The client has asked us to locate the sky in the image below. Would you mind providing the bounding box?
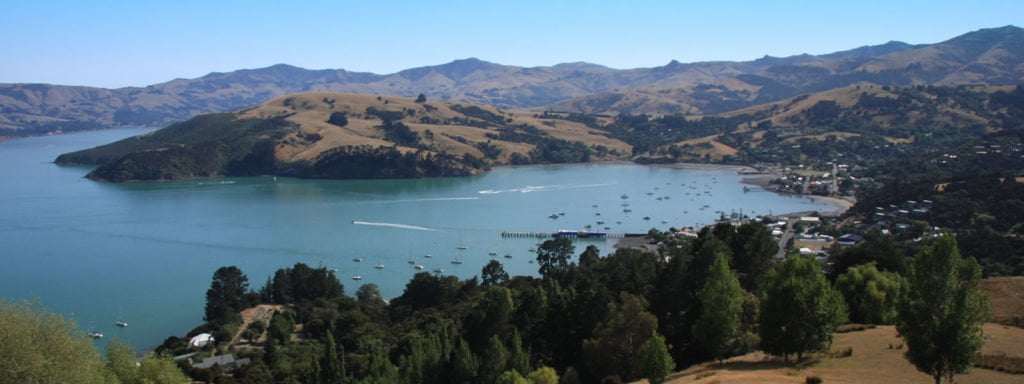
[2,0,1021,88]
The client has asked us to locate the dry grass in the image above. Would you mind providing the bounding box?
[649,325,1024,384]
[235,91,633,165]
[979,277,1024,327]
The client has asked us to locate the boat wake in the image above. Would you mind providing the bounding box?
[478,182,615,195]
[351,221,440,231]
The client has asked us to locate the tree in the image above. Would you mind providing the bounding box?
[107,338,188,384]
[579,245,601,267]
[759,255,848,362]
[451,338,478,384]
[638,334,675,384]
[320,329,346,384]
[496,370,530,384]
[693,252,744,363]
[205,266,249,323]
[508,329,532,376]
[559,367,582,384]
[582,292,659,381]
[536,238,575,276]
[480,335,509,384]
[730,222,779,290]
[328,111,349,127]
[0,300,110,383]
[482,260,510,286]
[138,354,190,384]
[897,236,989,384]
[416,93,427,103]
[107,339,141,384]
[835,262,903,324]
[526,366,559,384]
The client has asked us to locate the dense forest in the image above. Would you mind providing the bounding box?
[146,221,989,384]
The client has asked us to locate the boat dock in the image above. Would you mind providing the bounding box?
[501,230,644,239]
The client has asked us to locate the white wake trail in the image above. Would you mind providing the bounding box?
[351,221,440,231]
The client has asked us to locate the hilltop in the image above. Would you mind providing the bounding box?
[4,26,1024,138]
[55,93,629,181]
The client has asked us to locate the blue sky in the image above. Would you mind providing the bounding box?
[2,0,1021,88]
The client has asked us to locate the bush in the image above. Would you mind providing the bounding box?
[806,375,823,384]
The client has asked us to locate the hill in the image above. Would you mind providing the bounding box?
[4,26,1023,138]
[657,324,1024,384]
[55,93,630,181]
[653,276,1024,384]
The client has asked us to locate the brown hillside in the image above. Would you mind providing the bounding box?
[651,324,1024,384]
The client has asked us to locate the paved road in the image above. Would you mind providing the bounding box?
[775,219,794,259]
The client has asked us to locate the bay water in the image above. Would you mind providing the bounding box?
[0,128,836,350]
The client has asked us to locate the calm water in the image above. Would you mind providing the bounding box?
[0,128,835,350]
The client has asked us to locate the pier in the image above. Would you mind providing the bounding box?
[501,230,644,239]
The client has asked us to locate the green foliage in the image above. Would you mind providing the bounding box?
[638,334,675,384]
[0,300,111,383]
[496,370,530,384]
[835,263,903,324]
[558,367,581,384]
[536,238,575,277]
[693,252,745,362]
[508,329,532,376]
[582,293,659,382]
[319,330,346,384]
[263,263,344,304]
[897,236,990,384]
[759,255,848,362]
[480,335,509,384]
[327,111,349,127]
[309,145,474,178]
[451,338,478,384]
[205,266,250,323]
[482,260,510,286]
[526,366,559,384]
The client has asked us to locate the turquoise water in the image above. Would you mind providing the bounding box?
[0,128,835,350]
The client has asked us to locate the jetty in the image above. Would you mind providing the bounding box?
[501,230,644,239]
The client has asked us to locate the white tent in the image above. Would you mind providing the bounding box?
[189,333,214,349]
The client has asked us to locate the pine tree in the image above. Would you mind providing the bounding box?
[508,329,531,376]
[692,252,744,363]
[320,329,345,383]
[897,236,989,384]
[480,335,509,383]
[451,338,478,384]
[637,334,675,384]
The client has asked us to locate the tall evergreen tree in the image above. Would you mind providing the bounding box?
[320,329,346,384]
[897,236,989,384]
[204,266,249,323]
[480,335,509,384]
[693,252,744,363]
[451,338,478,384]
[637,334,675,384]
[582,292,658,381]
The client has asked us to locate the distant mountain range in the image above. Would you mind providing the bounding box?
[2,25,1022,137]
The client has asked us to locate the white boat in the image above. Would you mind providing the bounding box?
[504,254,512,259]
[351,275,363,280]
[451,258,464,264]
[374,264,384,269]
[424,254,433,258]
[352,257,363,262]
[456,235,468,250]
[414,264,425,270]
[88,331,103,339]
[408,259,416,264]
[115,321,128,328]
[488,251,497,256]
[433,268,444,273]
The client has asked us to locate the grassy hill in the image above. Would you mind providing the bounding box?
[55,93,631,181]
[650,276,1024,384]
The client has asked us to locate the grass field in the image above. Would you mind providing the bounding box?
[636,277,1024,384]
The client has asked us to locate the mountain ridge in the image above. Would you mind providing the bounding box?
[3,25,1022,138]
